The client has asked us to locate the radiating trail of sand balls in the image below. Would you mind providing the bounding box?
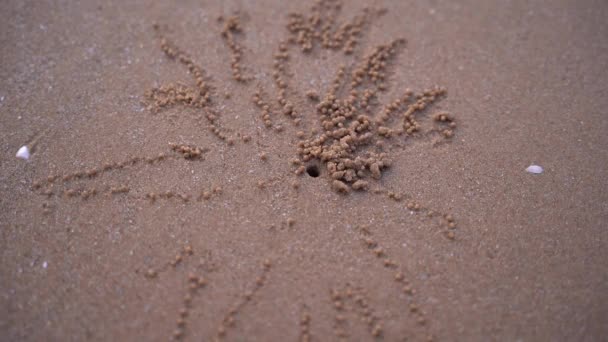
[35,186,226,209]
[270,1,379,130]
[330,283,384,339]
[143,245,195,279]
[215,259,272,340]
[371,86,457,143]
[39,186,225,207]
[219,15,250,82]
[271,41,301,127]
[32,144,207,190]
[139,244,207,340]
[357,229,434,341]
[129,185,224,205]
[252,89,276,129]
[145,25,235,144]
[348,284,383,338]
[329,287,350,341]
[30,144,213,205]
[196,186,223,201]
[144,191,192,204]
[372,188,459,240]
[171,272,209,340]
[350,39,406,92]
[31,153,169,191]
[144,186,223,204]
[327,65,347,97]
[299,306,312,342]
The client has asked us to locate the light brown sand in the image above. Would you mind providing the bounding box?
[1,0,607,341]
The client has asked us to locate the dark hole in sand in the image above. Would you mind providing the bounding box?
[306,165,320,178]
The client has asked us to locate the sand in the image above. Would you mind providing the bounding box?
[1,0,607,341]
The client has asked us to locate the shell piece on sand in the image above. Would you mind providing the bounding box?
[16,145,30,160]
[526,164,543,174]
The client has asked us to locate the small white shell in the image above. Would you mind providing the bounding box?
[16,145,30,160]
[526,164,543,174]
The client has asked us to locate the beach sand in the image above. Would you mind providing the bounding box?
[1,0,607,341]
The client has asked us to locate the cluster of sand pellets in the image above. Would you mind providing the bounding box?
[219,15,249,82]
[265,1,458,194]
[286,0,374,54]
[216,259,273,340]
[330,283,384,340]
[291,64,456,194]
[140,0,458,196]
[144,82,206,110]
[145,25,211,110]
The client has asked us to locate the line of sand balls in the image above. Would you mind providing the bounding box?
[330,287,349,341]
[216,259,272,340]
[145,185,222,204]
[252,89,276,129]
[172,272,208,340]
[141,246,211,340]
[219,15,249,82]
[271,41,301,127]
[330,283,384,339]
[376,188,458,240]
[360,232,434,341]
[328,65,347,97]
[31,152,173,192]
[373,87,457,142]
[32,144,206,191]
[143,245,195,279]
[299,307,312,342]
[41,185,224,206]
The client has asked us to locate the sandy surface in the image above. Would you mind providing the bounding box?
[1,0,607,341]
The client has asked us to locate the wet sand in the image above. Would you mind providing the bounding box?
[1,0,607,341]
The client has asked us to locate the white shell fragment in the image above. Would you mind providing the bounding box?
[16,145,30,160]
[526,164,543,174]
